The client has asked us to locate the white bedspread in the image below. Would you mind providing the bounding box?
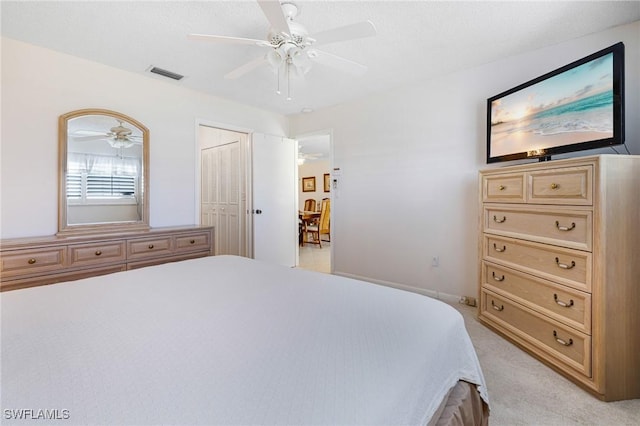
[1,255,488,425]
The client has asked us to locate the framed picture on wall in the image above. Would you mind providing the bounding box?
[324,173,330,192]
[302,176,316,192]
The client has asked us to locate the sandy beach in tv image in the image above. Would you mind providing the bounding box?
[490,53,614,157]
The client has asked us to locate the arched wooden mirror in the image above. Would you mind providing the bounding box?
[58,109,149,235]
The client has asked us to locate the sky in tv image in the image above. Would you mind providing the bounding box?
[490,53,614,157]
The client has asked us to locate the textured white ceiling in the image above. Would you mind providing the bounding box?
[2,1,639,116]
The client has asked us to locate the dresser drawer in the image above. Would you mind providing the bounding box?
[127,237,172,260]
[482,290,591,377]
[174,231,211,254]
[482,262,591,333]
[1,264,126,292]
[0,247,66,278]
[483,205,592,251]
[482,172,525,203]
[528,165,592,205]
[483,235,591,292]
[127,251,209,270]
[69,241,126,268]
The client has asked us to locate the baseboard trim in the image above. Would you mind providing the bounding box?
[333,271,462,304]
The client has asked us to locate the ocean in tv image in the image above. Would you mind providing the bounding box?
[490,53,614,157]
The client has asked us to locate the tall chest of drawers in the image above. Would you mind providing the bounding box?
[478,154,640,401]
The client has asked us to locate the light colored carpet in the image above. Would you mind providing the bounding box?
[452,303,640,425]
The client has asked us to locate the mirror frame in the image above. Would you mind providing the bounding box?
[58,108,150,235]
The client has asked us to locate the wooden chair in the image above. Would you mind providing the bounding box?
[305,198,330,247]
[303,198,316,212]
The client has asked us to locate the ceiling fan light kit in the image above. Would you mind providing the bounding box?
[72,120,141,151]
[187,0,377,101]
[108,139,136,149]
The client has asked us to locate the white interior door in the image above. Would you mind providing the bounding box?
[251,134,297,267]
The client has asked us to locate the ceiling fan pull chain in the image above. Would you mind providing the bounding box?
[286,59,292,101]
[285,58,291,101]
[276,65,281,95]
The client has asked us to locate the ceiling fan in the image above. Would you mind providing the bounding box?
[187,0,377,100]
[299,151,323,159]
[71,121,142,149]
[298,151,324,164]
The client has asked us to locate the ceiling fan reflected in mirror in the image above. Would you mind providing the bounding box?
[72,121,142,149]
[187,0,377,100]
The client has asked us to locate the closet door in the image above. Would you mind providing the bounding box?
[200,128,244,256]
[201,147,218,233]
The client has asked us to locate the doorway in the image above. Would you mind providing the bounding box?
[297,132,332,273]
[197,124,298,266]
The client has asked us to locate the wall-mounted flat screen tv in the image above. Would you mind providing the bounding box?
[487,42,624,163]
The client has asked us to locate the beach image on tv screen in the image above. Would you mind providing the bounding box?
[490,52,614,157]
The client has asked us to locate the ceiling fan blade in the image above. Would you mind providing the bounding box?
[310,20,377,47]
[308,50,368,76]
[72,135,109,142]
[257,0,291,35]
[187,33,270,47]
[224,55,268,79]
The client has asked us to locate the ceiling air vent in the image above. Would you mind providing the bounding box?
[149,66,184,81]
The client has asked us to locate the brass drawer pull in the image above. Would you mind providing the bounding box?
[27,258,37,265]
[550,183,559,190]
[498,185,506,191]
[555,257,576,269]
[491,300,504,311]
[493,215,507,223]
[553,330,573,346]
[493,243,506,252]
[492,271,505,282]
[555,221,576,231]
[95,250,102,256]
[554,294,574,308]
[190,239,196,244]
[148,244,154,249]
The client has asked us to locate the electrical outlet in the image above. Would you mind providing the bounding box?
[431,256,439,267]
[459,296,477,307]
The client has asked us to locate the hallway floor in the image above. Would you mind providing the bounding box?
[298,241,331,273]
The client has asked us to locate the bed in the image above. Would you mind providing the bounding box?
[1,255,489,425]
